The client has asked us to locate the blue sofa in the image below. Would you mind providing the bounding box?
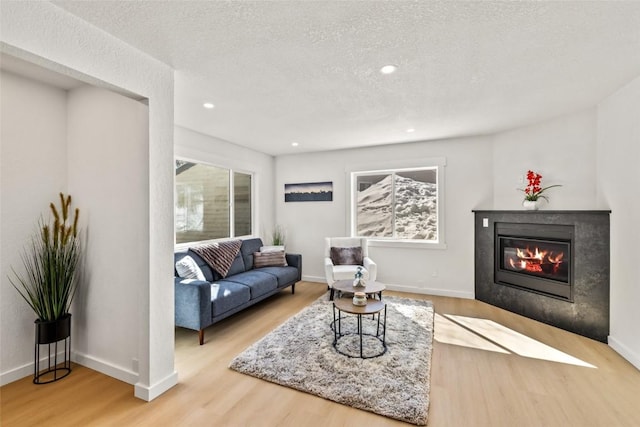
[174,238,302,344]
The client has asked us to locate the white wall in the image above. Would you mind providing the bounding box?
[1,2,176,399]
[174,126,276,242]
[276,136,494,298]
[493,108,598,209]
[67,86,149,383]
[0,71,69,384]
[597,75,640,370]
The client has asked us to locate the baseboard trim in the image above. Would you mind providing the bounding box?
[302,275,326,283]
[0,361,33,386]
[1,350,70,386]
[608,335,640,371]
[302,275,474,299]
[384,284,474,299]
[73,351,138,385]
[135,370,179,401]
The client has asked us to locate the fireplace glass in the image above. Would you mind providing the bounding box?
[499,237,569,283]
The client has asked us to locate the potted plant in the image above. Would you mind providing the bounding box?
[518,170,561,210]
[272,224,286,247]
[8,193,81,383]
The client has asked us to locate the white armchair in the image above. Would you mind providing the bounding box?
[324,237,377,300]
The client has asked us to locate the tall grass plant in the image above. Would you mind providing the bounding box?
[9,193,81,322]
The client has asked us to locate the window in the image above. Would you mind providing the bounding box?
[175,160,252,244]
[350,163,444,245]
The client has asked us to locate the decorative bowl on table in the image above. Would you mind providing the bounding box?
[352,292,367,306]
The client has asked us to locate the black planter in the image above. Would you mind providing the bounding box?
[36,313,71,344]
[34,313,72,384]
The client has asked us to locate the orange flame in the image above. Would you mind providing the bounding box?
[508,245,564,274]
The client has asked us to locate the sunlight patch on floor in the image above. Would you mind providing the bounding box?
[434,313,596,368]
[434,314,509,354]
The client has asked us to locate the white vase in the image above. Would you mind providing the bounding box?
[523,200,539,210]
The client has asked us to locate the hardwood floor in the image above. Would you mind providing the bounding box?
[2,281,640,426]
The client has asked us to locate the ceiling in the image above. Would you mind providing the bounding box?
[52,1,640,156]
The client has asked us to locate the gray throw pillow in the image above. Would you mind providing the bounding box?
[330,246,363,266]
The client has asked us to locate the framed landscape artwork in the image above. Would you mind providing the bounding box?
[284,181,333,202]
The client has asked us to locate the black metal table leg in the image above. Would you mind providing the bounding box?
[358,314,363,358]
[382,304,387,345]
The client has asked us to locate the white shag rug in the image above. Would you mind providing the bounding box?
[229,294,434,425]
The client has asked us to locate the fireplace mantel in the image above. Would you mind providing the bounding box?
[473,210,610,342]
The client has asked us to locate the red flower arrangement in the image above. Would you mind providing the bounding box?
[519,170,561,202]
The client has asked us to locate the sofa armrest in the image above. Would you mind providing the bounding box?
[363,256,377,282]
[285,253,302,281]
[174,277,212,331]
[324,257,335,286]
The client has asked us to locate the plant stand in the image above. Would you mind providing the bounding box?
[34,313,72,384]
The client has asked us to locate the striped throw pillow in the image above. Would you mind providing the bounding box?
[253,251,287,268]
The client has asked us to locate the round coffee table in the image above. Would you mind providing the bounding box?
[330,279,386,301]
[332,298,387,359]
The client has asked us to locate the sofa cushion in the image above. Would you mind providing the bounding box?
[175,255,205,281]
[226,252,247,277]
[253,251,287,268]
[330,246,363,266]
[191,240,242,278]
[240,238,263,270]
[211,281,251,317]
[226,270,278,298]
[257,266,299,288]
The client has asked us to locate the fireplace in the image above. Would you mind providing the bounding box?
[495,223,573,301]
[474,210,610,342]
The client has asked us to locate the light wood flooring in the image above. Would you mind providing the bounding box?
[2,281,640,426]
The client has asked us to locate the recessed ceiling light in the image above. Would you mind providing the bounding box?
[203,102,215,109]
[291,142,299,147]
[380,65,397,75]
[406,128,415,133]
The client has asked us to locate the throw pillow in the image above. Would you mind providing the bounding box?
[175,255,206,281]
[253,250,287,268]
[330,246,363,266]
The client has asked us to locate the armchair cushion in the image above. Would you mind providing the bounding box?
[331,264,371,281]
[330,246,363,266]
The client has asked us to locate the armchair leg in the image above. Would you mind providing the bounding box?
[329,288,335,301]
[199,329,204,345]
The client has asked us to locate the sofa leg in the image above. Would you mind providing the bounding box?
[199,329,204,345]
[291,283,295,294]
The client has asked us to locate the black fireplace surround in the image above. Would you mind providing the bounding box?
[474,210,610,342]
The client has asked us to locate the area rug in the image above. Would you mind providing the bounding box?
[229,294,434,425]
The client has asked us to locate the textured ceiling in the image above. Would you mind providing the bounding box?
[53,1,640,156]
